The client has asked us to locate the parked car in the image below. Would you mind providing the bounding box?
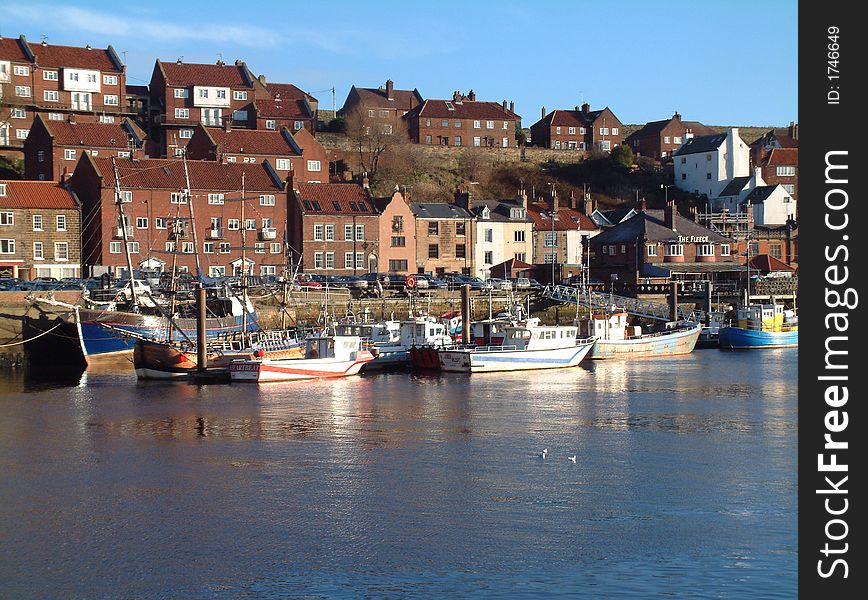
[334,275,369,291]
[358,272,392,289]
[418,274,448,290]
[485,278,512,291]
[509,277,531,290]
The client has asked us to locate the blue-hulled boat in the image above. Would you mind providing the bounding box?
[718,304,798,349]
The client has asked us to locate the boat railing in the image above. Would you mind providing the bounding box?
[469,344,519,353]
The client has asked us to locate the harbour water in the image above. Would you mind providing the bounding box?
[0,350,797,598]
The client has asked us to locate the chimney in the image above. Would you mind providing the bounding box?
[362,174,370,190]
[788,121,798,140]
[690,205,699,223]
[258,74,266,85]
[518,187,527,209]
[502,100,507,111]
[541,106,546,120]
[285,170,295,192]
[224,117,231,133]
[234,59,243,66]
[509,100,514,113]
[550,187,559,213]
[665,200,676,231]
[386,79,394,100]
[583,192,594,216]
[581,102,590,114]
[467,90,476,101]
[673,111,681,121]
[453,90,461,102]
[68,113,76,124]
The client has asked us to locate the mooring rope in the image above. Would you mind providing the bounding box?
[0,322,64,347]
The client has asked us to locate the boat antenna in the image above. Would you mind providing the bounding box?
[112,157,138,308]
[240,171,249,346]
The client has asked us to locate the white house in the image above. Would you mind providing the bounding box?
[743,185,795,226]
[715,167,767,213]
[673,128,750,199]
[472,198,534,280]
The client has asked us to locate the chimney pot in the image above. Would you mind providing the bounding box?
[502,100,507,111]
[581,102,590,114]
[665,201,677,231]
[509,100,514,113]
[541,106,546,120]
[386,79,394,100]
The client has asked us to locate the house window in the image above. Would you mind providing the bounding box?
[219,242,231,254]
[665,244,683,256]
[209,266,225,277]
[100,116,115,124]
[456,222,466,236]
[15,86,31,97]
[175,108,189,119]
[673,136,682,144]
[227,219,239,230]
[599,140,611,151]
[502,137,509,147]
[104,95,119,106]
[37,150,45,163]
[543,252,557,264]
[428,244,439,258]
[254,243,266,254]
[486,120,494,129]
[294,121,304,131]
[484,251,493,264]
[697,244,715,256]
[515,252,526,262]
[325,252,335,269]
[314,252,324,269]
[55,242,69,260]
[769,244,782,259]
[265,120,276,130]
[721,244,731,256]
[201,108,222,126]
[170,192,187,204]
[454,136,462,146]
[554,141,561,149]
[165,241,176,253]
[275,159,290,170]
[455,244,466,258]
[174,88,189,98]
[389,259,408,271]
[43,90,59,102]
[136,217,148,229]
[182,242,194,253]
[600,127,609,135]
[343,224,353,241]
[64,149,77,161]
[473,120,481,129]
[307,160,321,172]
[441,119,449,127]
[233,91,248,100]
[33,242,44,260]
[428,222,438,235]
[270,242,281,253]
[260,265,276,276]
[424,135,432,144]
[484,229,493,243]
[514,230,525,242]
[154,218,167,229]
[344,252,354,269]
[544,232,557,247]
[646,244,657,256]
[369,110,377,118]
[117,151,130,158]
[612,127,619,136]
[233,110,248,121]
[782,184,795,194]
[179,129,194,138]
[355,224,364,241]
[324,224,335,241]
[473,137,481,147]
[246,219,256,230]
[11,108,25,119]
[391,236,405,247]
[109,241,122,254]
[208,193,225,205]
[0,212,13,225]
[706,154,712,161]
[32,215,43,231]
[56,215,67,231]
[776,166,796,176]
[13,65,29,76]
[568,127,576,135]
[454,120,461,127]
[556,127,562,135]
[314,224,324,241]
[103,75,118,85]
[663,136,670,144]
[259,194,276,206]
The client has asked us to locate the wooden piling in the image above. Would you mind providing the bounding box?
[197,286,207,371]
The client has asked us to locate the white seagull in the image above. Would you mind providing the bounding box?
[568,455,577,463]
[540,448,548,459]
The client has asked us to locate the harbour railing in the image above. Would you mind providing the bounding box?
[542,285,706,322]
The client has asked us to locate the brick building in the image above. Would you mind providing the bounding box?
[1,35,127,160]
[409,201,475,275]
[69,155,289,278]
[529,103,622,152]
[24,113,146,181]
[624,112,716,160]
[288,181,380,275]
[406,91,520,147]
[0,179,81,279]
[148,59,269,157]
[338,79,423,137]
[372,190,416,275]
[526,192,599,283]
[253,81,317,135]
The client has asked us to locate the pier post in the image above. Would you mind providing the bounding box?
[461,285,471,344]
[197,286,208,371]
[669,281,679,321]
[705,282,713,325]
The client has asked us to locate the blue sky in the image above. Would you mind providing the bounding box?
[2,0,797,126]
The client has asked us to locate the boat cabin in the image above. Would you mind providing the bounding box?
[577,311,641,342]
[333,321,400,344]
[502,325,579,350]
[398,319,451,347]
[305,335,363,359]
[735,304,792,332]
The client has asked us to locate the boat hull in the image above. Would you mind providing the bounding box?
[718,326,798,349]
[439,342,594,373]
[229,351,375,382]
[588,324,701,359]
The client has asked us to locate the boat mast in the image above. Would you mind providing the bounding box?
[181,152,202,281]
[165,204,181,342]
[112,158,138,307]
[241,171,248,346]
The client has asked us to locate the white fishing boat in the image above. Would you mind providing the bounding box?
[367,316,455,370]
[228,335,375,382]
[438,322,595,373]
[577,309,700,359]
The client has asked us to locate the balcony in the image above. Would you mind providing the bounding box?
[259,227,277,241]
[208,228,223,239]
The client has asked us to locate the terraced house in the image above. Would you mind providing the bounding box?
[1,35,127,160]
[254,81,317,135]
[24,113,146,181]
[530,103,622,153]
[0,179,81,279]
[624,112,716,160]
[338,79,423,136]
[69,156,290,278]
[406,91,520,148]
[410,201,474,275]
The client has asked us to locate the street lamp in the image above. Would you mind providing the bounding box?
[661,183,672,204]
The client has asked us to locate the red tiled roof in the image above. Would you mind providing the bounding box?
[353,86,422,110]
[763,147,798,166]
[266,83,317,103]
[206,127,301,156]
[159,60,252,88]
[255,98,312,120]
[0,37,29,62]
[28,41,122,72]
[415,99,519,120]
[0,180,78,209]
[88,157,282,191]
[526,202,598,231]
[43,118,145,148]
[295,183,374,214]
[747,253,795,272]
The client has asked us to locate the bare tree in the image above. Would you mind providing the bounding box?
[343,108,404,184]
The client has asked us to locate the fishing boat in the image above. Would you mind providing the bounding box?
[438,322,595,373]
[228,335,375,382]
[363,316,454,370]
[718,304,798,349]
[133,330,305,380]
[577,309,701,359]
